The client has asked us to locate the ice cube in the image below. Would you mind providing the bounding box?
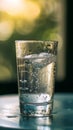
[39,52,49,57]
[24,53,56,68]
[24,54,38,59]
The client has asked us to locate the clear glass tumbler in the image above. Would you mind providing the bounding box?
[15,40,58,117]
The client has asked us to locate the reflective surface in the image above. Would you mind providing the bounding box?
[0,94,73,130]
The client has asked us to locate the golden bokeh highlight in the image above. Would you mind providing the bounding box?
[0,0,65,81]
[16,20,35,35]
[0,65,12,81]
[0,0,24,16]
[0,20,14,41]
[0,0,40,20]
[21,1,41,21]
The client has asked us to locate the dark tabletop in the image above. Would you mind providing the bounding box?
[0,93,73,130]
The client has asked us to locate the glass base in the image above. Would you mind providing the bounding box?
[20,102,53,117]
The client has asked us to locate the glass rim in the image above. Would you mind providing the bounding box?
[15,40,58,44]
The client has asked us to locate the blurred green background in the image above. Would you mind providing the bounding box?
[0,0,66,93]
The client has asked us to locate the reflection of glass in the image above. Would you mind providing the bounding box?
[19,116,53,130]
[15,40,58,117]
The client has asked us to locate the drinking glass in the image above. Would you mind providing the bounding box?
[15,40,58,117]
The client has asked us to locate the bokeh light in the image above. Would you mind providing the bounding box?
[0,20,14,41]
[0,0,65,81]
[16,20,35,35]
[0,0,24,16]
